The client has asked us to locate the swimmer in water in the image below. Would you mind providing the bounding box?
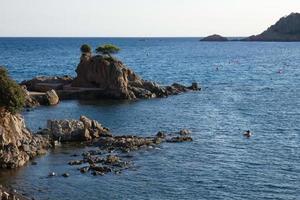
[243,130,252,138]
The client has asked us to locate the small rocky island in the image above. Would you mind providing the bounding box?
[243,12,300,41]
[21,44,200,106]
[200,34,228,41]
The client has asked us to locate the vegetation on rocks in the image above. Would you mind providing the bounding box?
[0,67,25,114]
[95,44,120,57]
[80,44,92,54]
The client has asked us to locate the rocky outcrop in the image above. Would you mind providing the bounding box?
[21,55,200,101]
[70,55,200,99]
[0,108,50,168]
[21,76,73,92]
[45,116,111,142]
[200,34,228,41]
[65,129,193,176]
[243,13,300,41]
[24,89,59,108]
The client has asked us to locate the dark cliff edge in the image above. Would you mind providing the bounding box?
[242,13,300,41]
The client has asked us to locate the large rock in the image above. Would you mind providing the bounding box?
[0,108,50,168]
[46,116,111,142]
[24,89,59,107]
[243,13,300,41]
[70,55,200,99]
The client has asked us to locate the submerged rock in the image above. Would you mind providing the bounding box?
[62,173,70,177]
[0,185,30,200]
[167,136,193,143]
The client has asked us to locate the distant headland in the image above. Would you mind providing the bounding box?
[200,34,228,42]
[201,12,300,42]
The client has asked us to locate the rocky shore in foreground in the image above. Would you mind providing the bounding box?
[0,111,193,186]
[39,116,193,176]
[0,108,50,169]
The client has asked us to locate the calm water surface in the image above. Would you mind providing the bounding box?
[0,38,299,200]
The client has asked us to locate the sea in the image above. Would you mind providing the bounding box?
[0,38,299,200]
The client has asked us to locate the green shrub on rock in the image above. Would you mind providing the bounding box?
[96,44,120,57]
[80,44,92,54]
[0,67,25,114]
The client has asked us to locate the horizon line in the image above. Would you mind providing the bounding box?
[0,36,248,38]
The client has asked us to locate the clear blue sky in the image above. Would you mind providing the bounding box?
[0,0,299,37]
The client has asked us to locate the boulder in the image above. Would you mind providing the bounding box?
[24,89,59,108]
[179,129,192,135]
[46,116,111,142]
[0,108,50,168]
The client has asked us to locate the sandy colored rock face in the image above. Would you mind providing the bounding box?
[0,108,50,168]
[46,115,111,142]
[71,55,140,99]
[71,55,200,99]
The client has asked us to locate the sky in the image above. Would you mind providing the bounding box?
[0,0,299,37]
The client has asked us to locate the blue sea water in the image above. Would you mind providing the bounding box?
[0,38,299,200]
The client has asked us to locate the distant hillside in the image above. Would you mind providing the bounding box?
[243,13,300,41]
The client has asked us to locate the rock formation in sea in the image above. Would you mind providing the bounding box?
[70,54,199,99]
[0,108,50,169]
[243,13,300,41]
[21,53,200,101]
[44,116,111,142]
[200,34,228,41]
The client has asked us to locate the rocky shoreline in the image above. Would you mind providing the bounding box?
[45,117,193,176]
[33,116,193,176]
[0,112,193,198]
[0,108,51,169]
